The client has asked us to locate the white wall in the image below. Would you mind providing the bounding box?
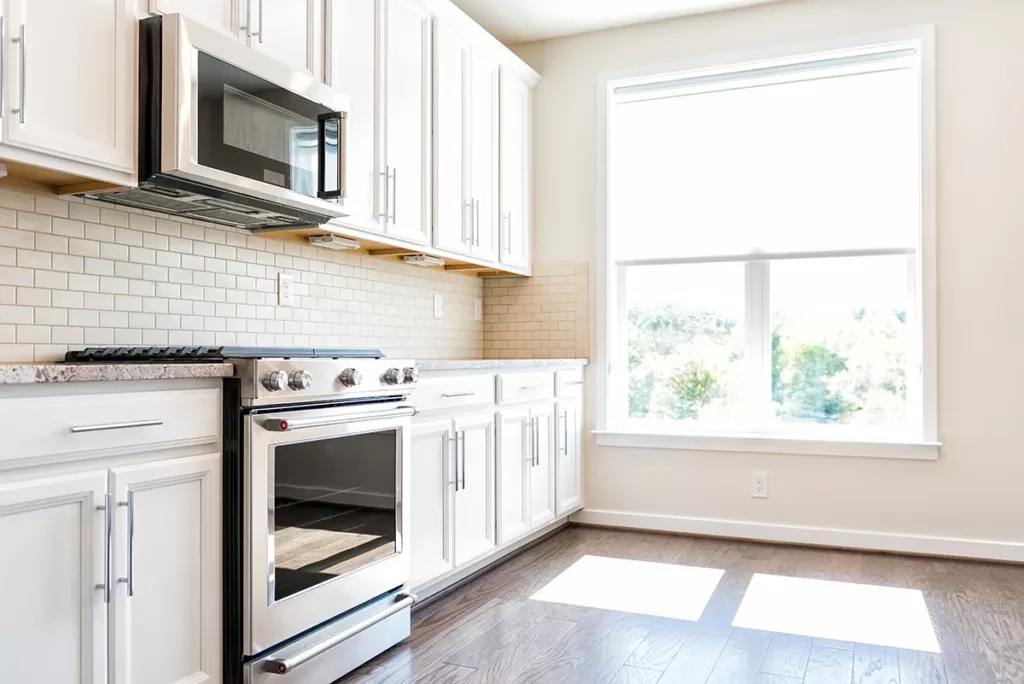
[514,0,1024,555]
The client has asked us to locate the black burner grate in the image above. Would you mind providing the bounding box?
[62,346,385,363]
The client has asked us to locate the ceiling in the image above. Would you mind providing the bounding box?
[450,0,782,44]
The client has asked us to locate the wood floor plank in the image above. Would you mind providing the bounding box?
[814,639,856,651]
[851,644,899,684]
[704,629,772,684]
[460,617,576,684]
[897,650,947,684]
[624,617,693,671]
[753,675,802,684]
[659,631,730,684]
[414,663,477,684]
[558,616,653,684]
[446,603,552,668]
[607,665,664,684]
[803,644,854,684]
[759,634,812,678]
[511,611,624,684]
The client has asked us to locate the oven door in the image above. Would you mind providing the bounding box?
[245,402,413,655]
[160,13,348,219]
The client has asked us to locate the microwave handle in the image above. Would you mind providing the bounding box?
[317,112,346,200]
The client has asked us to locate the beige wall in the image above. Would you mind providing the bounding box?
[514,0,1024,549]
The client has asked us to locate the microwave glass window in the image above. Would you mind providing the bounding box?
[270,430,399,602]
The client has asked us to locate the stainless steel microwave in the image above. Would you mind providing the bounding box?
[83,13,350,231]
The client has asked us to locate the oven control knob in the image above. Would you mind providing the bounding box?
[403,367,419,384]
[288,370,312,391]
[382,368,403,385]
[339,368,362,387]
[262,370,288,392]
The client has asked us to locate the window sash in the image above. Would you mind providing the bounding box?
[610,251,922,439]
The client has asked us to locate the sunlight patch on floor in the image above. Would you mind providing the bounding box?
[529,555,724,621]
[732,573,941,652]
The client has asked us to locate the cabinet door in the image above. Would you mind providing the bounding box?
[0,470,108,684]
[555,399,582,515]
[111,453,221,684]
[251,0,323,77]
[453,412,496,566]
[410,419,454,588]
[469,48,500,261]
[5,0,134,171]
[432,18,472,255]
[150,0,240,37]
[384,0,430,244]
[496,406,530,544]
[529,403,556,528]
[499,71,531,269]
[329,0,386,232]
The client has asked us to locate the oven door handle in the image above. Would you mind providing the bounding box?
[261,406,417,432]
[264,592,417,674]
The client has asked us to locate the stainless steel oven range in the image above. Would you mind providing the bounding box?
[62,346,419,684]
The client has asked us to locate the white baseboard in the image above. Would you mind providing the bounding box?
[570,508,1024,563]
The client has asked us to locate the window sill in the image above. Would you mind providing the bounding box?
[593,430,940,460]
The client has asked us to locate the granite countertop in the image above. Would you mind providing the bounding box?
[0,363,235,385]
[417,358,588,371]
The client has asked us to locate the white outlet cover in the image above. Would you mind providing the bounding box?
[278,273,295,306]
[751,471,768,498]
[433,293,443,318]
[474,298,483,322]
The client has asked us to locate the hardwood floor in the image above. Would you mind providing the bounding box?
[341,526,1024,684]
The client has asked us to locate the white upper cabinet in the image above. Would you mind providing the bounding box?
[468,47,500,262]
[110,453,221,684]
[499,70,531,270]
[329,0,386,232]
[0,470,109,684]
[4,0,135,173]
[149,0,241,37]
[249,0,324,77]
[384,0,431,244]
[432,17,471,254]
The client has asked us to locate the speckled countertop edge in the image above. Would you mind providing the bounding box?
[417,359,588,371]
[0,363,235,385]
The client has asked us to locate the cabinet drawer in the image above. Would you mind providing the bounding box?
[0,388,221,466]
[496,372,555,405]
[412,374,496,412]
[556,368,584,398]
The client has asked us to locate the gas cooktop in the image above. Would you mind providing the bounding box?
[62,346,386,364]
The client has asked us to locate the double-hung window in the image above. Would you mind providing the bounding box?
[598,33,937,457]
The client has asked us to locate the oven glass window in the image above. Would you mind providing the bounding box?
[196,52,338,199]
[271,430,398,602]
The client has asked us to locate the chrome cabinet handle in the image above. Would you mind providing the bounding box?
[460,430,467,490]
[564,381,584,386]
[560,411,568,455]
[71,419,163,434]
[450,431,458,491]
[389,168,397,224]
[11,24,24,123]
[503,212,511,254]
[520,384,545,392]
[264,593,417,674]
[117,491,136,597]
[534,417,540,466]
[440,391,475,399]
[95,493,112,604]
[262,406,417,431]
[380,166,390,222]
[257,0,264,43]
[473,199,480,246]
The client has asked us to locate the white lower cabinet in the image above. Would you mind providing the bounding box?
[0,470,109,684]
[453,412,496,565]
[555,397,583,515]
[496,404,530,544]
[111,453,221,684]
[527,401,556,529]
[0,453,221,684]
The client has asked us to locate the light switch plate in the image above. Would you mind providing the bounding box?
[278,273,295,306]
[433,293,443,318]
[474,298,483,322]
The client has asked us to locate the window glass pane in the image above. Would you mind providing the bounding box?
[770,256,912,432]
[609,67,919,261]
[626,263,746,426]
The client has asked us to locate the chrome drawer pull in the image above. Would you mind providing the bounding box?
[71,419,163,434]
[264,593,417,674]
[563,381,584,386]
[440,391,476,399]
[520,384,545,391]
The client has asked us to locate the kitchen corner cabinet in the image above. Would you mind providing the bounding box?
[329,0,430,244]
[0,0,135,180]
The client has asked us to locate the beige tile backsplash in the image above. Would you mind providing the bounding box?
[482,261,589,359]
[0,187,483,363]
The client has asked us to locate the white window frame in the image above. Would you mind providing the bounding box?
[593,27,939,460]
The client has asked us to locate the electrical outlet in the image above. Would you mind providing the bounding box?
[433,293,443,318]
[473,298,483,322]
[278,273,295,306]
[751,471,768,498]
